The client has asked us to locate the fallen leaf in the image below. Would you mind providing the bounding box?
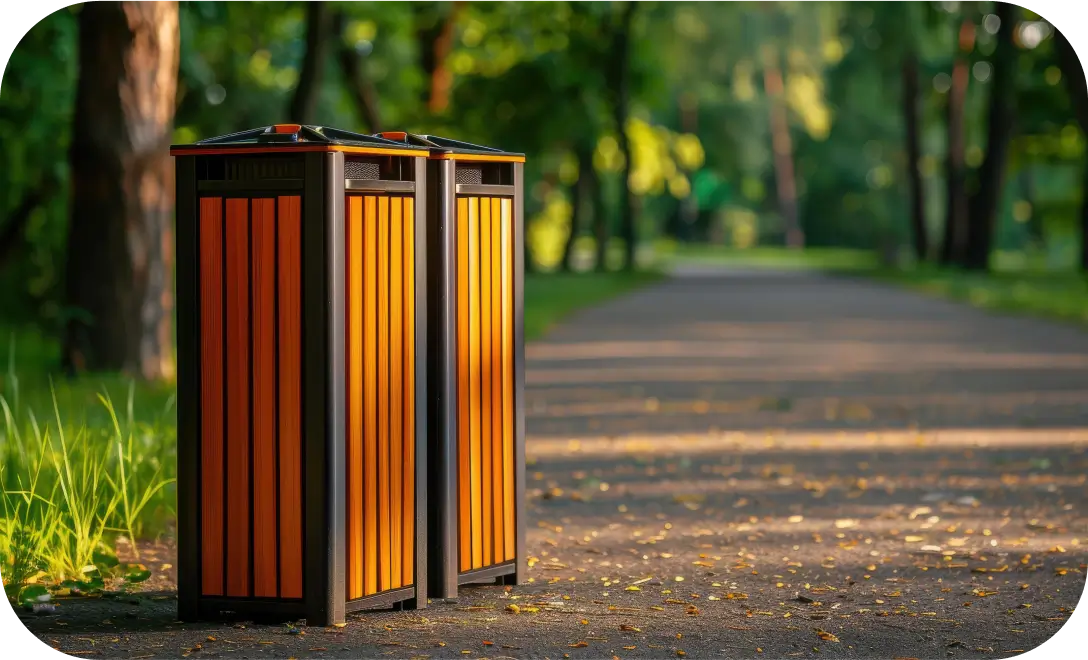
[569,642,589,648]
[815,630,840,643]
[620,625,641,632]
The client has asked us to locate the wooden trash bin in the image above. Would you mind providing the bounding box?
[172,124,429,625]
[373,133,526,599]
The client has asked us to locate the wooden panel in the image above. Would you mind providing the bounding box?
[479,198,493,567]
[347,195,364,600]
[199,197,224,597]
[456,197,471,572]
[363,195,379,596]
[277,195,303,600]
[389,197,404,589]
[468,197,483,569]
[501,198,515,560]
[224,197,251,598]
[377,196,392,592]
[402,196,415,586]
[490,198,504,563]
[251,198,277,598]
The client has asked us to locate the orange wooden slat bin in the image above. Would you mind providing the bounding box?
[372,133,526,599]
[173,125,429,625]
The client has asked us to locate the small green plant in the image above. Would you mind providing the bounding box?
[1,370,174,602]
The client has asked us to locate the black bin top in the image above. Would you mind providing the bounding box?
[374,132,525,163]
[170,124,429,158]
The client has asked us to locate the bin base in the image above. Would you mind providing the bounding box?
[458,561,518,587]
[195,598,306,623]
[345,586,423,613]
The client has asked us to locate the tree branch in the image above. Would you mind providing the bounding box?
[289,1,333,124]
[334,11,382,133]
[415,1,464,115]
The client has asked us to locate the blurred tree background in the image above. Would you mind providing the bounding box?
[1,0,1086,381]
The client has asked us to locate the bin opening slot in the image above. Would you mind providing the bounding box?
[198,155,303,182]
[455,162,512,186]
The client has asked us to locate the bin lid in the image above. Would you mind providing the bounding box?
[374,132,525,163]
[170,124,429,158]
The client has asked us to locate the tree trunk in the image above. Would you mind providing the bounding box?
[561,144,596,273]
[940,19,974,266]
[289,1,332,125]
[763,53,803,248]
[964,3,1016,271]
[610,2,639,271]
[63,1,179,380]
[594,177,609,272]
[334,11,382,132]
[1054,27,1088,270]
[415,1,463,115]
[902,52,928,261]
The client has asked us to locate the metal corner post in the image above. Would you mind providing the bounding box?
[412,156,430,608]
[175,155,201,621]
[325,151,347,623]
[511,162,527,585]
[426,158,459,599]
[302,151,346,626]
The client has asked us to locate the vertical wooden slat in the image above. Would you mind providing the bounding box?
[224,197,251,598]
[501,198,515,561]
[389,197,404,589]
[347,195,364,600]
[456,197,471,572]
[363,195,379,595]
[199,197,224,597]
[251,198,277,598]
[278,195,303,600]
[402,196,415,586]
[479,198,493,567]
[490,197,504,563]
[468,197,483,570]
[377,195,392,591]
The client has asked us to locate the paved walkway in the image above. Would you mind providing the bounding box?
[22,268,1088,658]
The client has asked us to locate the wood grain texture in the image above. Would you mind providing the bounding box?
[479,198,493,567]
[490,197,504,563]
[363,195,378,595]
[377,196,392,591]
[456,197,471,572]
[250,198,277,598]
[199,197,224,597]
[402,196,416,586]
[468,197,483,569]
[224,197,250,598]
[347,195,364,600]
[277,195,303,599]
[389,197,404,589]
[501,198,515,561]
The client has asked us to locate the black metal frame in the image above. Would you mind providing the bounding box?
[176,148,428,626]
[426,158,526,600]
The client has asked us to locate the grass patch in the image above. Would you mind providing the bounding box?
[524,270,664,340]
[662,244,880,271]
[870,267,1088,326]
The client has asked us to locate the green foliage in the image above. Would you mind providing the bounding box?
[0,378,175,598]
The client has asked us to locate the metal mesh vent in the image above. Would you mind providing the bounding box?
[223,157,303,181]
[455,165,482,185]
[345,159,380,180]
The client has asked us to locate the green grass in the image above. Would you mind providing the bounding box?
[661,243,881,271]
[524,270,665,340]
[870,267,1088,326]
[660,243,1088,327]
